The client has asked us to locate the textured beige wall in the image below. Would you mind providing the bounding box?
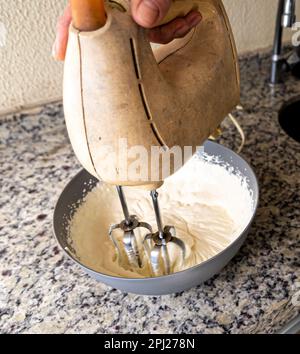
[224,0,300,53]
[0,0,299,113]
[0,0,66,113]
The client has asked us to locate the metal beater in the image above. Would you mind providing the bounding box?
[144,191,186,276]
[109,186,152,269]
[109,187,186,276]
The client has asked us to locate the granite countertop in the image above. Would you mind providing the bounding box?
[0,53,299,334]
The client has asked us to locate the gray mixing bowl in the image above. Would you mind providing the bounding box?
[53,141,259,295]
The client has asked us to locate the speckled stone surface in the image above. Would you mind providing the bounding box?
[0,53,300,334]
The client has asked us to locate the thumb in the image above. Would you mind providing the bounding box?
[131,0,172,28]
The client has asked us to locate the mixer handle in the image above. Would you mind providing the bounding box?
[69,0,216,31]
[153,0,220,64]
[69,0,222,69]
[158,0,215,26]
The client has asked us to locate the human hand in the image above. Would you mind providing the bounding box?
[52,0,202,61]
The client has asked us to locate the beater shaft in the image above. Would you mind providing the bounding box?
[150,191,164,237]
[116,186,130,225]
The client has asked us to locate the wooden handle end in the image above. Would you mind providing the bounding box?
[70,0,107,31]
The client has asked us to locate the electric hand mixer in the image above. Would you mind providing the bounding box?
[63,0,240,276]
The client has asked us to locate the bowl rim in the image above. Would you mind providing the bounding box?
[53,141,259,282]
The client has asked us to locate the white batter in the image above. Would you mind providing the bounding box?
[68,155,253,278]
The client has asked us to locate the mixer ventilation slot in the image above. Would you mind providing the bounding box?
[130,38,167,149]
[139,83,166,149]
[130,38,141,80]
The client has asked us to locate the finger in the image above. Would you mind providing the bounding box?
[52,4,72,61]
[148,10,202,44]
[131,0,172,28]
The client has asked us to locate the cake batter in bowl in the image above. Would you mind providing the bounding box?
[53,141,259,295]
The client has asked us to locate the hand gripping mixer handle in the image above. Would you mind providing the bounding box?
[65,0,239,276]
[70,0,202,31]
[64,0,239,187]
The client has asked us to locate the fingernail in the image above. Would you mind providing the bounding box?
[174,24,188,37]
[52,39,58,59]
[137,0,160,27]
[188,13,202,27]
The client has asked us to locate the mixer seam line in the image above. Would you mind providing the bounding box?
[150,122,168,150]
[77,33,101,180]
[217,2,240,89]
[130,38,141,80]
[138,83,152,121]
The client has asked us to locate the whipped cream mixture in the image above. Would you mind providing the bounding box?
[68,155,254,278]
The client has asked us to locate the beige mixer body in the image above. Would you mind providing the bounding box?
[63,0,240,188]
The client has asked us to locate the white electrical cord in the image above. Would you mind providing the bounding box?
[209,105,246,154]
[228,107,246,154]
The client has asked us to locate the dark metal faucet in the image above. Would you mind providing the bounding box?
[270,0,297,84]
[282,0,296,27]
